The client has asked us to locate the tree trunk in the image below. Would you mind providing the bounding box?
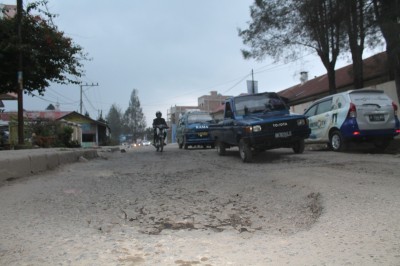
[373,0,400,103]
[327,63,337,95]
[351,48,364,89]
[346,0,365,89]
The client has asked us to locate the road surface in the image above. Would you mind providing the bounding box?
[1,143,399,265]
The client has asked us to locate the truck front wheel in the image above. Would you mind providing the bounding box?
[178,137,183,149]
[183,136,189,149]
[239,139,252,162]
[216,140,226,156]
[292,139,305,154]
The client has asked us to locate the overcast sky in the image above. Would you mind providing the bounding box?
[2,0,384,126]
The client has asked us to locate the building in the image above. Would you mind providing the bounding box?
[278,52,398,114]
[198,91,231,113]
[0,4,16,19]
[0,110,110,148]
[57,112,109,148]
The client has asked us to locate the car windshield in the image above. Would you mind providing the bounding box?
[234,93,287,116]
[187,113,213,124]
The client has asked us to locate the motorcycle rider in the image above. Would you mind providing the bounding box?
[152,111,168,145]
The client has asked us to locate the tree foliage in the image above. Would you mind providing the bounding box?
[105,90,149,144]
[239,0,345,94]
[123,89,146,140]
[372,0,400,99]
[239,0,393,95]
[106,104,123,144]
[0,1,88,95]
[123,89,146,142]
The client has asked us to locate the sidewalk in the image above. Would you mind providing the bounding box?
[0,147,119,183]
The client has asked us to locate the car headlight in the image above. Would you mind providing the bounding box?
[253,125,262,132]
[297,119,306,126]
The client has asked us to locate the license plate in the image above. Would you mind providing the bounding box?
[198,132,208,137]
[275,131,292,138]
[369,114,384,122]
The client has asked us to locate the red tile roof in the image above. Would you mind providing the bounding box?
[278,52,388,104]
[0,92,18,100]
[0,111,71,121]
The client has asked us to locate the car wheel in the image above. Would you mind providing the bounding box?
[292,139,305,154]
[374,139,391,151]
[239,139,252,162]
[178,137,183,149]
[330,130,347,152]
[216,140,226,156]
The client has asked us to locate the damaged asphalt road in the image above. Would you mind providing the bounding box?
[0,144,399,265]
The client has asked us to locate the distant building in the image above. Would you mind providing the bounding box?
[198,91,231,113]
[0,4,16,19]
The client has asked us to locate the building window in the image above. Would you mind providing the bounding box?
[82,134,95,142]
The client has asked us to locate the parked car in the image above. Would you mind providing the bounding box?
[176,110,215,149]
[142,140,151,146]
[303,89,400,151]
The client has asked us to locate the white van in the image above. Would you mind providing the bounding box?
[303,89,400,151]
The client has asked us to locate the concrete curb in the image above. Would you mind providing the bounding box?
[0,148,101,182]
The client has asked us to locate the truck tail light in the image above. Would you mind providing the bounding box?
[347,103,357,118]
[393,102,398,116]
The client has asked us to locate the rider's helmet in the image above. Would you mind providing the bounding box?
[156,111,162,118]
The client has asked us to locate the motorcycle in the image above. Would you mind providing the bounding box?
[154,124,169,152]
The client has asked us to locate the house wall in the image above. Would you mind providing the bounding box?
[198,91,231,113]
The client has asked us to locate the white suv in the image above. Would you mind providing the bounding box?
[303,89,400,151]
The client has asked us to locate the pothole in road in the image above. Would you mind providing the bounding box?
[121,190,323,236]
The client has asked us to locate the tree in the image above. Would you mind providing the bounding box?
[0,1,88,95]
[239,0,346,95]
[372,0,400,102]
[340,0,382,89]
[123,89,146,142]
[106,104,123,144]
[97,110,105,123]
[46,103,55,110]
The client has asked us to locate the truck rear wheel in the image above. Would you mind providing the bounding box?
[239,139,252,162]
[216,140,226,155]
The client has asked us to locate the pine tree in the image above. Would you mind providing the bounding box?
[106,104,123,144]
[123,89,146,142]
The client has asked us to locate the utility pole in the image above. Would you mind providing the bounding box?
[17,0,24,145]
[79,83,99,114]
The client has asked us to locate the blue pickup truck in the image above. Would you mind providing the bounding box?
[209,92,311,162]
